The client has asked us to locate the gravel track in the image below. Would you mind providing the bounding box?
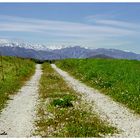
[0,64,42,138]
[51,64,140,138]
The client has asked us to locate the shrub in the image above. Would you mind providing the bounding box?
[51,95,75,107]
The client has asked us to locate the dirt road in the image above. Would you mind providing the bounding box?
[0,64,42,137]
[51,64,140,138]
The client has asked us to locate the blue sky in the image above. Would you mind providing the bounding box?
[0,3,140,52]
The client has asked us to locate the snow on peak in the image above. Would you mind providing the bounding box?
[47,45,66,50]
[0,38,51,51]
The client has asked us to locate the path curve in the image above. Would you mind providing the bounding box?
[51,64,140,138]
[0,64,42,137]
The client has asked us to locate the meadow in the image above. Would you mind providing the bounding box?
[56,58,140,114]
[0,56,35,111]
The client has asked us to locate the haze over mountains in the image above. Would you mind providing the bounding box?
[0,39,140,60]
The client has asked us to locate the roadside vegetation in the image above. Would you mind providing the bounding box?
[0,56,35,111]
[56,58,140,114]
[34,63,117,137]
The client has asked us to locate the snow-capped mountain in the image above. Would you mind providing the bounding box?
[0,39,60,60]
[1,39,140,60]
[53,46,91,58]
[0,39,51,51]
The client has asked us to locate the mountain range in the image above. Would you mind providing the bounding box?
[0,39,140,60]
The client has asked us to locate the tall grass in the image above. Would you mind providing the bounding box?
[0,56,35,111]
[56,58,140,114]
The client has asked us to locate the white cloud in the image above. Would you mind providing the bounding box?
[0,15,137,37]
[85,14,140,30]
[94,19,140,30]
[0,14,140,50]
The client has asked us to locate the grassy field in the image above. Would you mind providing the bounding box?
[34,63,117,137]
[0,56,35,111]
[56,58,140,114]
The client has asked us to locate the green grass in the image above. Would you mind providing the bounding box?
[34,63,117,137]
[0,56,35,111]
[56,58,140,114]
[51,94,75,107]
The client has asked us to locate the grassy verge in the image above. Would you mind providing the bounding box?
[56,58,140,114]
[34,63,117,137]
[0,56,35,111]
